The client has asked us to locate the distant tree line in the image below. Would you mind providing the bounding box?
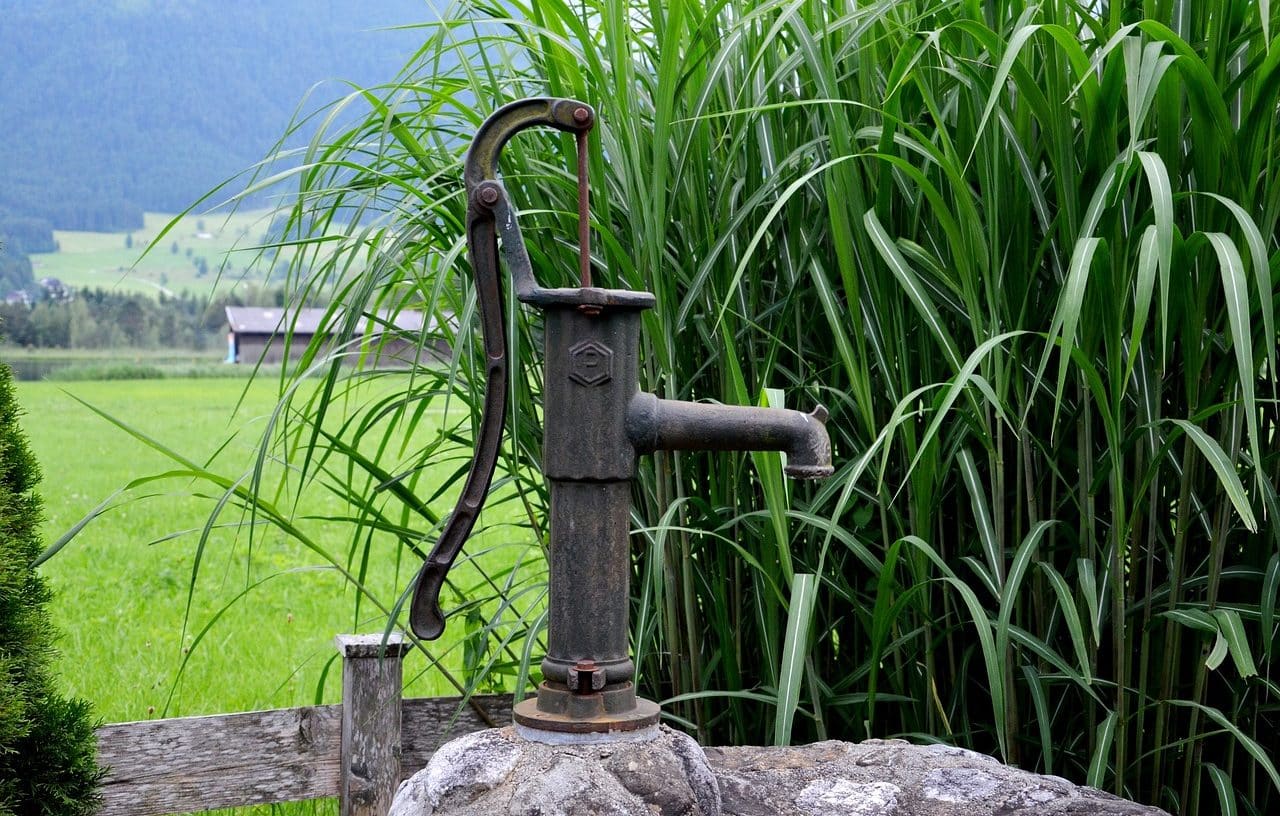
[0,216,56,255]
[0,252,32,296]
[0,184,142,235]
[0,286,291,351]
[0,216,58,293]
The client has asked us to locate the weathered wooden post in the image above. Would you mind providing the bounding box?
[335,633,412,816]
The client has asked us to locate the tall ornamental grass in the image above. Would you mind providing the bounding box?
[116,1,1278,813]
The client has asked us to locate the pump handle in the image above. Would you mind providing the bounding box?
[409,98,595,640]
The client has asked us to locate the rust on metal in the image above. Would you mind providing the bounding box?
[478,183,501,206]
[566,660,606,693]
[577,128,591,288]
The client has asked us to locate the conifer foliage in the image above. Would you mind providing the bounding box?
[0,363,101,816]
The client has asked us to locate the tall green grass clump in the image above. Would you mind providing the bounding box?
[0,363,102,815]
[104,0,1277,813]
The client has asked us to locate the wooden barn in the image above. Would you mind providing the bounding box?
[225,307,448,366]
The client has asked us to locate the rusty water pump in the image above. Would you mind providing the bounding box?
[408,97,833,737]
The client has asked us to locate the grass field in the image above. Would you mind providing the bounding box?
[17,376,532,728]
[29,210,280,298]
[1,348,243,382]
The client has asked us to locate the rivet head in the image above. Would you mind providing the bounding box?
[573,107,591,124]
[477,183,501,206]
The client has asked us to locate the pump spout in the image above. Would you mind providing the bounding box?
[627,393,833,478]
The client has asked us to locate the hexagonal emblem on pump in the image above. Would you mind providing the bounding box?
[568,340,613,387]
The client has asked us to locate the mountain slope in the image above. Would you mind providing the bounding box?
[0,1,427,232]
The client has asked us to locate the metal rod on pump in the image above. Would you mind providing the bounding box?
[577,127,591,288]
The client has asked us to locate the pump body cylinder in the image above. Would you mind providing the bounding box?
[538,302,645,691]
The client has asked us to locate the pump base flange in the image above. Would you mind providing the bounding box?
[513,693,660,734]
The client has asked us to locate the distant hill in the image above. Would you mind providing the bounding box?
[0,0,428,235]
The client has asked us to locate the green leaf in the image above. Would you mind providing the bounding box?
[1264,553,1280,660]
[1170,419,1258,532]
[1206,631,1229,671]
[1043,236,1103,416]
[1160,608,1219,634]
[1126,225,1159,379]
[1136,151,1174,356]
[867,539,904,718]
[900,331,1027,488]
[1136,152,1174,285]
[1037,563,1093,683]
[753,387,793,584]
[1079,559,1102,647]
[900,536,1008,760]
[1205,232,1264,492]
[714,154,861,332]
[958,449,1001,586]
[1205,193,1276,374]
[1168,700,1280,793]
[774,573,819,747]
[968,18,1091,168]
[1087,711,1117,788]
[1210,608,1258,677]
[997,522,1055,656]
[863,207,963,371]
[1206,763,1239,816]
[1021,665,1054,776]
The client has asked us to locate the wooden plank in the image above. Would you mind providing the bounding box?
[96,704,343,816]
[95,694,514,816]
[400,694,514,778]
[336,634,412,816]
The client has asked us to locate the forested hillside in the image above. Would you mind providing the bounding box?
[0,0,425,235]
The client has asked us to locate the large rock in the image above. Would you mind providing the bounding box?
[392,730,1169,816]
[391,726,719,816]
[708,739,1168,815]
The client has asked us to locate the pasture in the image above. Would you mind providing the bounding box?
[29,210,279,298]
[3,349,240,382]
[18,376,529,725]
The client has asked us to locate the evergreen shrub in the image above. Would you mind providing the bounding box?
[0,362,101,816]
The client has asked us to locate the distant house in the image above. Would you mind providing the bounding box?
[38,277,71,302]
[225,306,449,366]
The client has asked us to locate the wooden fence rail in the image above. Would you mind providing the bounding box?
[94,634,512,816]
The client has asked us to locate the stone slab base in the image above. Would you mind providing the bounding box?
[391,727,1169,816]
[391,726,719,816]
[708,739,1168,815]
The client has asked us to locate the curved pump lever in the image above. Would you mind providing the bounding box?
[409,98,595,640]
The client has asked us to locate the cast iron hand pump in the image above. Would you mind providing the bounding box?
[408,97,833,737]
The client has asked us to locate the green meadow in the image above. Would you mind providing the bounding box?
[18,376,532,725]
[2,349,241,382]
[29,210,279,298]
